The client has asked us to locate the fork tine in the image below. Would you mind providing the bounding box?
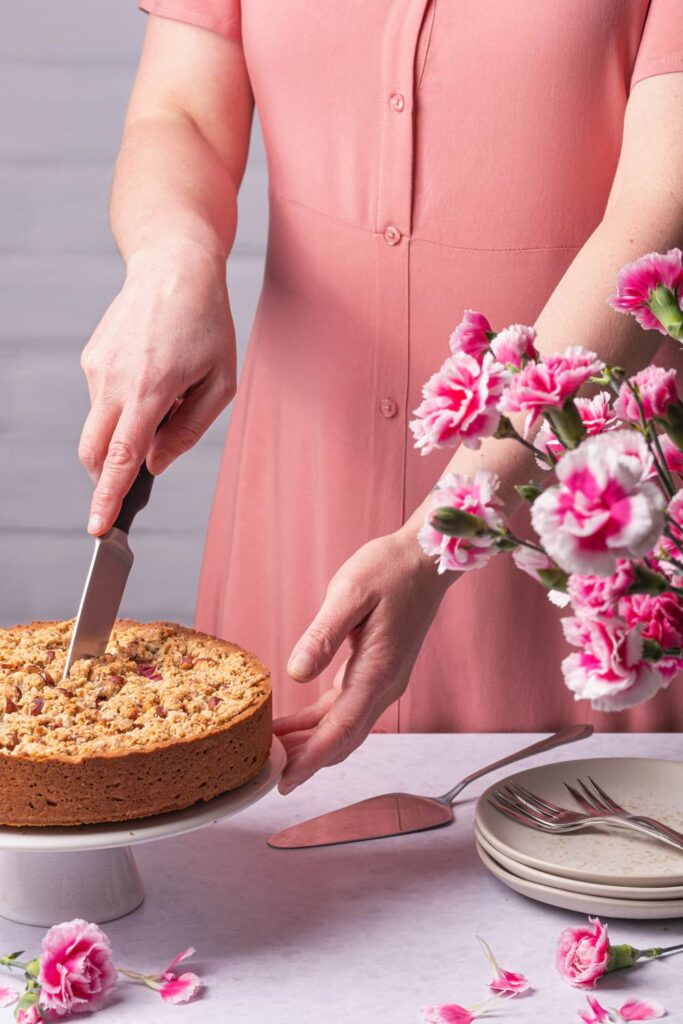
[492,788,554,825]
[508,782,563,816]
[500,786,559,823]
[587,775,626,814]
[577,778,610,813]
[487,797,560,832]
[563,781,596,813]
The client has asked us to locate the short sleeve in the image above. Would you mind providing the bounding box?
[631,0,683,90]
[139,0,241,43]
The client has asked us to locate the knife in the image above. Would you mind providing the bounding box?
[267,725,593,849]
[63,411,173,678]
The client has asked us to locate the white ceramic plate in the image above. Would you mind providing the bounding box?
[476,841,683,920]
[476,757,683,888]
[0,737,287,853]
[475,825,683,901]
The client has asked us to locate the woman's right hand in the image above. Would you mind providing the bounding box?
[78,243,236,535]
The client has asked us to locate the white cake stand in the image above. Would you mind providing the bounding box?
[0,737,286,926]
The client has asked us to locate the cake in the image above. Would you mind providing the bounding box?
[0,620,272,826]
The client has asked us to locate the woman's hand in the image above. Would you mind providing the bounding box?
[274,525,456,793]
[79,244,236,534]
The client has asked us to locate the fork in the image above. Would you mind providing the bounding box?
[564,776,683,851]
[489,783,683,852]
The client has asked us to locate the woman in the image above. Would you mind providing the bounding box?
[79,0,683,793]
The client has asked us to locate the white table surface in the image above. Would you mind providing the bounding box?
[1,733,682,1022]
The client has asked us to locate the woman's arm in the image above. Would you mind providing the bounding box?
[79,15,253,534]
[276,70,683,793]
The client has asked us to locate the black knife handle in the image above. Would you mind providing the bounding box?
[112,406,176,535]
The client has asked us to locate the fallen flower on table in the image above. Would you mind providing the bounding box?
[0,922,203,1019]
[119,947,202,1004]
[476,935,530,995]
[578,994,666,1022]
[421,995,508,1024]
[557,916,683,989]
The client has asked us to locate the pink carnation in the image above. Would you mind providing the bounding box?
[659,489,683,566]
[498,346,604,433]
[609,248,683,333]
[38,919,117,1017]
[561,614,666,711]
[411,352,508,454]
[660,433,683,475]
[490,323,538,368]
[531,432,665,576]
[567,561,635,615]
[556,917,611,988]
[16,1008,41,1024]
[614,365,679,423]
[621,590,683,682]
[418,470,503,573]
[449,310,493,360]
[535,392,619,467]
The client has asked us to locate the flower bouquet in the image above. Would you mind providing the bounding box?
[411,249,683,712]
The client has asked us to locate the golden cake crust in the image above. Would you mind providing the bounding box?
[0,620,272,826]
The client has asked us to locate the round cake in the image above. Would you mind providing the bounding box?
[0,620,272,826]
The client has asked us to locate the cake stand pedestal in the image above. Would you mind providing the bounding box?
[0,737,286,926]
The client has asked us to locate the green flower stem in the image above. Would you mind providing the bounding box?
[608,940,683,974]
[496,416,554,465]
[664,524,683,559]
[501,529,545,554]
[627,382,676,498]
[651,427,676,494]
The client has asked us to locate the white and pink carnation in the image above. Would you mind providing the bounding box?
[567,561,635,616]
[449,310,493,360]
[535,391,618,468]
[490,323,538,369]
[621,591,683,683]
[38,919,117,1017]
[410,352,508,455]
[418,470,503,573]
[614,365,679,423]
[561,615,666,711]
[498,346,604,433]
[530,432,666,576]
[609,248,683,333]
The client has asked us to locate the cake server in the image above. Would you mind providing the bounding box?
[267,724,593,849]
[64,413,173,678]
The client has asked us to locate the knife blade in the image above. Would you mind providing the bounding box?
[64,409,174,678]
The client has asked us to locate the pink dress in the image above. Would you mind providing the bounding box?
[141,0,683,731]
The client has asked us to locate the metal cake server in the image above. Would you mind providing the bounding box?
[267,724,593,849]
[64,413,173,678]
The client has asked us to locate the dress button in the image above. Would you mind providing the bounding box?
[383,225,401,246]
[389,91,405,112]
[380,397,398,418]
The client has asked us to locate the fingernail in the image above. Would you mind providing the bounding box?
[288,652,314,679]
[279,780,299,796]
[152,453,171,475]
[88,514,105,535]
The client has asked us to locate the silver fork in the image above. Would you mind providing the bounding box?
[489,783,683,852]
[564,776,683,851]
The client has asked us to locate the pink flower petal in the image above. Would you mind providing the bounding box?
[619,997,666,1021]
[164,947,196,973]
[421,1005,476,1024]
[0,984,18,1007]
[489,969,529,994]
[159,972,202,1004]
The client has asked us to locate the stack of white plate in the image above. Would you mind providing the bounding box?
[475,757,683,920]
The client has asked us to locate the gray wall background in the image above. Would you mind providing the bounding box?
[1,2,267,627]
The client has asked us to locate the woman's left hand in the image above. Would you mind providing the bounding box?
[273,525,456,793]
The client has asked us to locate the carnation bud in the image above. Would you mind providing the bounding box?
[607,944,645,973]
[545,398,587,449]
[430,507,490,538]
[590,364,625,388]
[537,567,569,591]
[493,415,517,440]
[515,482,543,505]
[662,401,683,450]
[648,284,683,341]
[642,638,664,662]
